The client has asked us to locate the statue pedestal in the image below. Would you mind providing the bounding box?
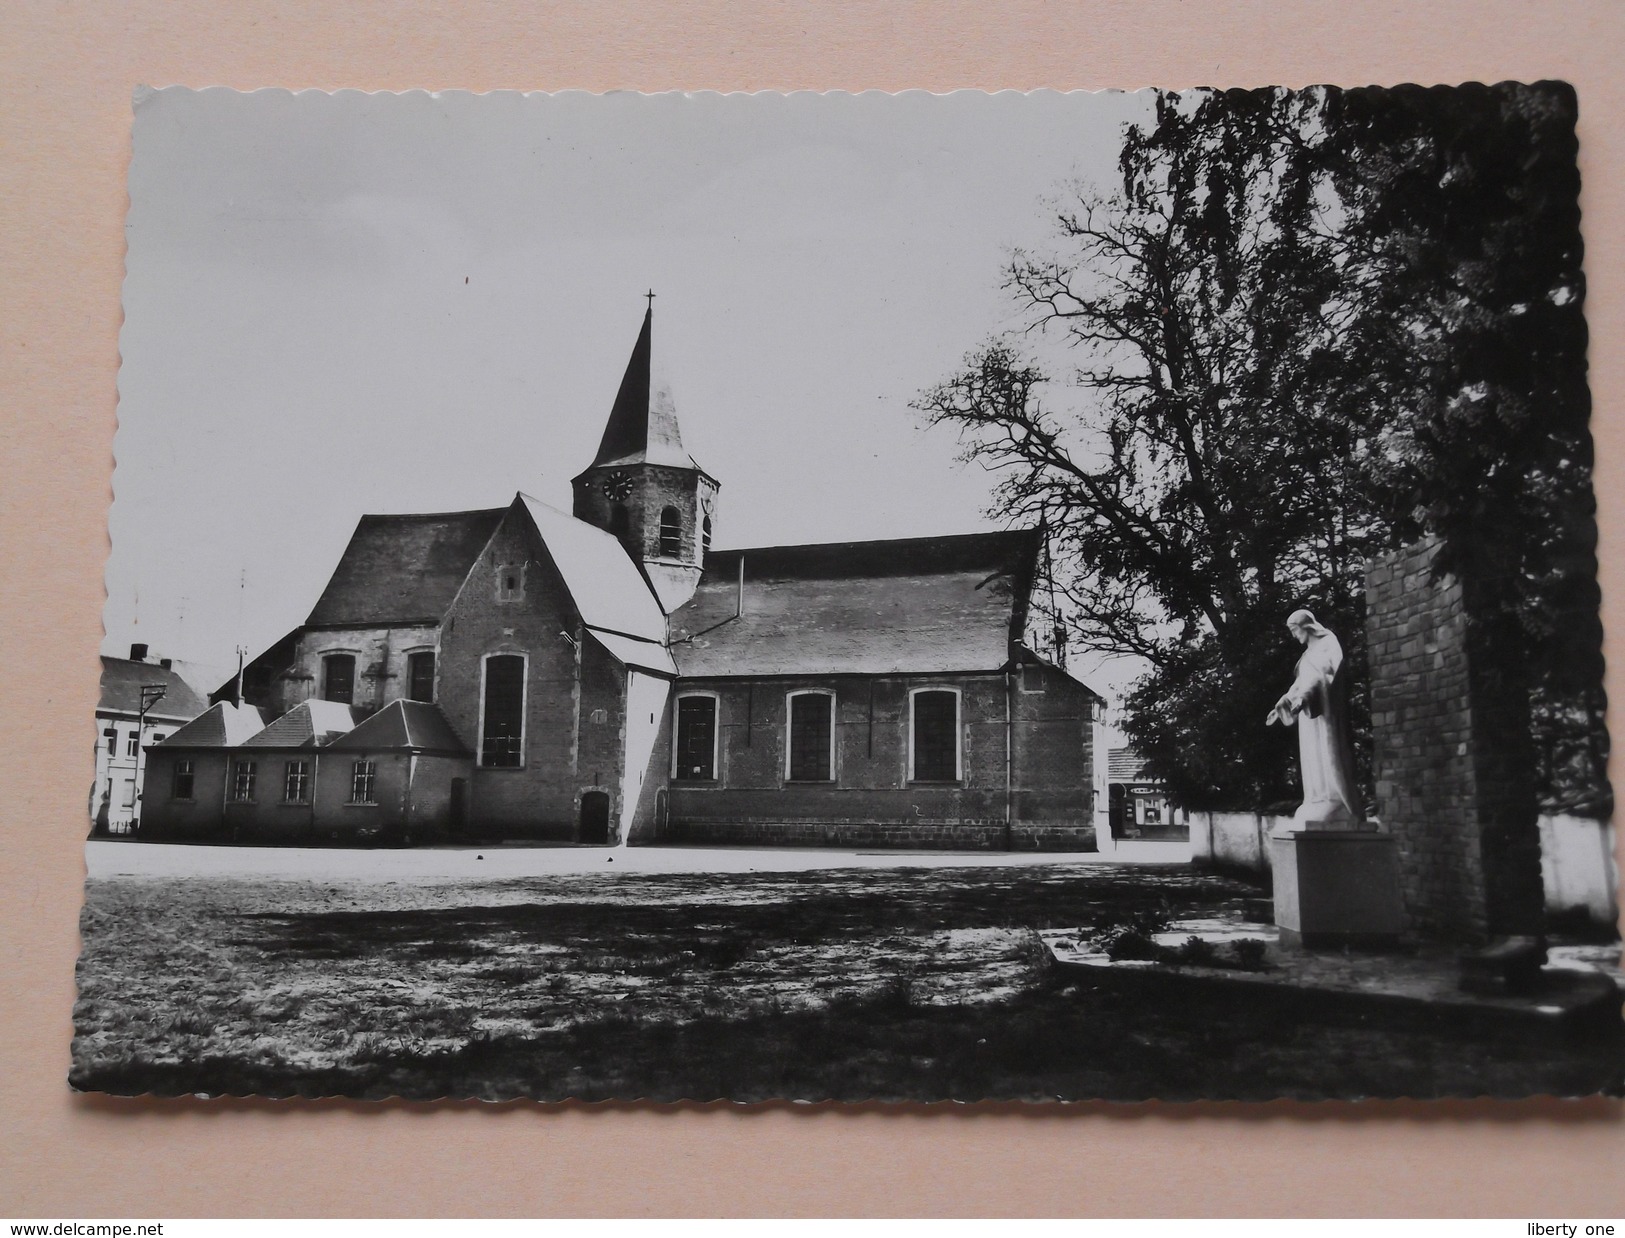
[1269,827,1404,949]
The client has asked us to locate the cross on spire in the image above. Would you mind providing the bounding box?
[644,289,656,309]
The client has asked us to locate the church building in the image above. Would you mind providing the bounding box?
[141,307,1103,850]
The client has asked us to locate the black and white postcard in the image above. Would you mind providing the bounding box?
[76,85,1620,1102]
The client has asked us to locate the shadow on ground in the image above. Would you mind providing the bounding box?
[71,862,1623,1102]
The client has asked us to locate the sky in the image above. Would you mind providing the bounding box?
[110,87,1155,700]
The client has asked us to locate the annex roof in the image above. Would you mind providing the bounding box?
[242,700,365,748]
[153,701,268,748]
[575,307,712,479]
[518,494,668,641]
[305,508,505,628]
[98,657,209,723]
[328,700,470,755]
[669,529,1040,677]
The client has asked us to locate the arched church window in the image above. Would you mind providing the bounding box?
[480,653,526,768]
[674,694,718,781]
[786,690,835,782]
[909,688,961,782]
[659,506,682,558]
[322,653,355,705]
[702,515,713,554]
[407,651,435,703]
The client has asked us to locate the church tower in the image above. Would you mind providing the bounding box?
[571,301,720,612]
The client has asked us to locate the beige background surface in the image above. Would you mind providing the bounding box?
[3,0,1623,1218]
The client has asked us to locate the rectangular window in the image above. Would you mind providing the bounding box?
[407,651,436,703]
[911,690,960,782]
[481,654,526,767]
[322,653,355,704]
[126,731,140,758]
[104,728,117,756]
[675,696,717,781]
[350,760,377,804]
[172,759,195,801]
[151,734,165,744]
[231,760,257,802]
[787,692,833,782]
[283,760,311,803]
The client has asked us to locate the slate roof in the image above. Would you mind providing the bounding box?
[519,495,668,642]
[212,629,301,707]
[305,508,505,628]
[98,657,209,723]
[574,307,713,480]
[669,529,1041,677]
[327,700,471,755]
[242,700,364,748]
[1108,746,1155,782]
[154,701,268,748]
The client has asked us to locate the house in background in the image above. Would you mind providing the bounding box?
[92,645,209,835]
[142,305,1103,849]
[1105,745,1190,842]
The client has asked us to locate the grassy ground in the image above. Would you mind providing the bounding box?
[72,859,1623,1101]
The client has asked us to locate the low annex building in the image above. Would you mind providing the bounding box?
[141,307,1103,849]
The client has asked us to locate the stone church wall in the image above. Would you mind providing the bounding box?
[437,507,627,839]
[281,624,439,717]
[663,668,1096,850]
[1010,662,1097,850]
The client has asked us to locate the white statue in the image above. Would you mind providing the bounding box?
[1266,609,1362,827]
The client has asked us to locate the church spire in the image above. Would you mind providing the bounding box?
[590,304,654,467]
[586,299,701,473]
[572,297,721,612]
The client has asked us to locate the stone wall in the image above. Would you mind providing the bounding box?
[1540,813,1620,926]
[1190,806,1616,929]
[663,816,1094,851]
[1189,810,1294,875]
[1365,539,1545,943]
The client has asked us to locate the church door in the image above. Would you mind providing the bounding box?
[579,791,610,845]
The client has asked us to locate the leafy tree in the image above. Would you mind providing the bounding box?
[1328,82,1605,813]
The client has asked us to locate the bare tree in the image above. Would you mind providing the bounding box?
[920,83,1602,814]
[917,89,1377,807]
